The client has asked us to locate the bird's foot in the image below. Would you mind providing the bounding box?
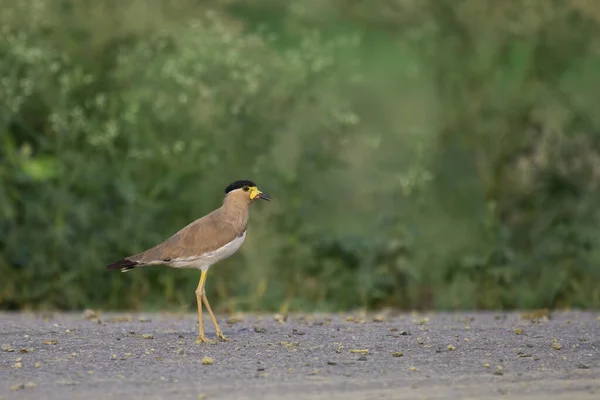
[216,331,231,342]
[195,336,217,345]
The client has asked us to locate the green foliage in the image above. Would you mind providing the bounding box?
[1,0,600,312]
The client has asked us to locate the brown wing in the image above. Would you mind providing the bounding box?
[133,212,239,263]
[106,212,237,271]
[130,209,241,264]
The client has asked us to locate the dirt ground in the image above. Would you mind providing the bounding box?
[1,310,599,399]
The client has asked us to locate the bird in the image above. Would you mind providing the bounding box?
[106,180,270,343]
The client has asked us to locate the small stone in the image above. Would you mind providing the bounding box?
[226,314,244,324]
[177,348,184,355]
[11,384,25,391]
[483,363,490,368]
[327,361,337,365]
[521,309,550,321]
[83,309,99,320]
[253,326,266,333]
[494,365,504,375]
[514,328,523,335]
[392,352,403,357]
[65,329,71,334]
[201,356,214,365]
[551,342,562,350]
[408,366,417,372]
[34,363,41,368]
[12,362,22,368]
[577,363,590,369]
[349,349,369,354]
[447,345,456,351]
[2,344,15,352]
[358,355,368,361]
[373,314,386,322]
[142,334,154,340]
[273,313,287,324]
[88,371,94,375]
[43,339,57,345]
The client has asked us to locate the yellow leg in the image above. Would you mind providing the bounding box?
[194,270,215,344]
[202,293,230,342]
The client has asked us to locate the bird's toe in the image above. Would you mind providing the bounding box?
[195,336,217,345]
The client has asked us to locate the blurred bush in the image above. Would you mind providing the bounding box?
[1,0,599,312]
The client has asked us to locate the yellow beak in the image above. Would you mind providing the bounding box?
[249,186,270,201]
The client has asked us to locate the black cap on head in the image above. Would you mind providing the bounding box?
[225,180,257,194]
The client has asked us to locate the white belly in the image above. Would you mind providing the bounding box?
[166,231,246,270]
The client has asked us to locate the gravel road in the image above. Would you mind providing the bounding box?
[1,310,599,399]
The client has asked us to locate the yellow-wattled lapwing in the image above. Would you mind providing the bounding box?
[106,180,270,343]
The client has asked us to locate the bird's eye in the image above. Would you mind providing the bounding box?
[242,185,250,192]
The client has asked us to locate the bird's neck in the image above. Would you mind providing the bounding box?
[220,197,250,231]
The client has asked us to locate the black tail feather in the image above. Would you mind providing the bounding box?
[106,258,139,271]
